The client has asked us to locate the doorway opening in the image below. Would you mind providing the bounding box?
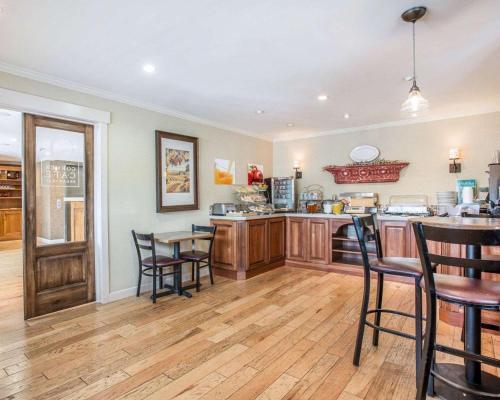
[0,108,96,321]
[0,108,23,326]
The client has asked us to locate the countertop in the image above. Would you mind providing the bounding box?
[210,212,418,221]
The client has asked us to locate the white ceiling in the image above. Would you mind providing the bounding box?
[0,0,499,141]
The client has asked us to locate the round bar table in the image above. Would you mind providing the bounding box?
[419,216,500,399]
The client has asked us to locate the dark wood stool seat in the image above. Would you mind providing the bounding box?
[179,224,217,292]
[352,214,424,390]
[369,257,422,278]
[179,250,209,261]
[142,255,183,267]
[426,274,500,308]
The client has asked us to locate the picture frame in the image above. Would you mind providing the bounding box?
[156,130,199,212]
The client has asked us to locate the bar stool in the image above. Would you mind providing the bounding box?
[352,214,424,380]
[179,225,217,292]
[413,222,500,400]
[132,230,183,303]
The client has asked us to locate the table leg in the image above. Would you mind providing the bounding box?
[172,242,192,298]
[464,244,481,385]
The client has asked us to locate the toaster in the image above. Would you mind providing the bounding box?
[210,203,237,216]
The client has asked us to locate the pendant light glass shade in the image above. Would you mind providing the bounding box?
[401,82,429,117]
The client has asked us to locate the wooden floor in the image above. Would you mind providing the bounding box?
[0,258,498,399]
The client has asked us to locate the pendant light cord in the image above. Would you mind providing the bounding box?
[412,21,416,87]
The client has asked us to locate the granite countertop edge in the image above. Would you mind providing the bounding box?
[209,213,417,221]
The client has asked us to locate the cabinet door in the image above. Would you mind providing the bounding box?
[2,210,22,239]
[247,219,268,269]
[212,221,237,271]
[380,221,408,257]
[286,217,307,261]
[306,219,330,264]
[268,217,286,263]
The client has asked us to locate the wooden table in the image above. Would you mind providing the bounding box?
[156,231,213,298]
[418,216,500,399]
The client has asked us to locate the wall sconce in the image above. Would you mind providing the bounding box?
[449,148,461,173]
[293,160,302,179]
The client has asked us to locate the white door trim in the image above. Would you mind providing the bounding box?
[0,87,111,303]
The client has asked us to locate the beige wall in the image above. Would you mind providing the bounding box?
[274,112,500,205]
[0,71,272,293]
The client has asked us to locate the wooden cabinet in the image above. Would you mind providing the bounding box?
[247,219,268,269]
[212,220,237,270]
[0,209,22,241]
[306,218,330,264]
[211,217,286,280]
[268,217,286,263]
[380,220,409,257]
[286,217,330,264]
[286,217,307,261]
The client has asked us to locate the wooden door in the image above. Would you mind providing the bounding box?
[380,221,408,257]
[247,219,268,269]
[268,217,285,263]
[286,217,306,261]
[23,114,94,319]
[306,218,329,264]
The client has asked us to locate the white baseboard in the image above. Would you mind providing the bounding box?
[104,269,208,304]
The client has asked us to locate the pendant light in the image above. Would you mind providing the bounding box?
[401,6,428,117]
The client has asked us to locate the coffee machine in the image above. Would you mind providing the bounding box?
[487,163,500,215]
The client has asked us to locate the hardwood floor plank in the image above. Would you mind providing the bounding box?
[0,261,497,400]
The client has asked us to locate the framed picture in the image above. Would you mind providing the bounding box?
[156,131,199,212]
[247,163,264,185]
[214,158,235,185]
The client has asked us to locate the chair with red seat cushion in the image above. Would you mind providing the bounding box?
[131,230,182,303]
[351,214,424,388]
[179,224,217,292]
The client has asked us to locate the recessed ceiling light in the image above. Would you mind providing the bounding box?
[343,113,350,119]
[287,123,294,127]
[317,94,328,101]
[142,64,156,73]
[255,110,264,114]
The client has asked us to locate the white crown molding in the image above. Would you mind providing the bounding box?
[273,108,500,142]
[0,61,273,142]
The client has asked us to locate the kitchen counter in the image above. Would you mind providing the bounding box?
[210,212,420,221]
[209,213,423,281]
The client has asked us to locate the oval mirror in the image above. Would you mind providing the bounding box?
[349,145,380,163]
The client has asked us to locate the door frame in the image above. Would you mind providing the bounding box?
[0,87,111,305]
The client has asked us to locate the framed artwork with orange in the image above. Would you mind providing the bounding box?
[214,159,235,185]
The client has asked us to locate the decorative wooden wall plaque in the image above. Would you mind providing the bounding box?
[323,161,409,184]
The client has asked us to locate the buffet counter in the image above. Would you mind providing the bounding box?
[209,213,420,280]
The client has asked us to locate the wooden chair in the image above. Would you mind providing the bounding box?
[412,222,500,400]
[179,225,217,292]
[352,214,424,383]
[131,230,183,303]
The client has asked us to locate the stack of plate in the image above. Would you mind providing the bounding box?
[436,191,457,214]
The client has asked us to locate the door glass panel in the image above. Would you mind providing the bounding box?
[35,127,85,246]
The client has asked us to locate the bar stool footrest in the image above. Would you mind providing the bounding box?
[364,320,416,340]
[434,344,500,368]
